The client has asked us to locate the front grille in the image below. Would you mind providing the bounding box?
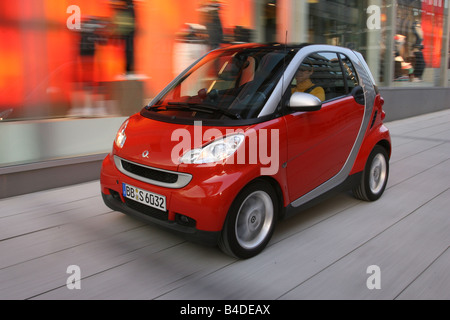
[121,159,178,184]
[114,156,192,189]
[124,198,168,221]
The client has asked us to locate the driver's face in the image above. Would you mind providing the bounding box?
[295,68,313,83]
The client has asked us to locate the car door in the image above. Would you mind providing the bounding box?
[285,51,365,201]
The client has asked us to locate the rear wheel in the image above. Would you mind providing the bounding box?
[219,180,278,259]
[353,145,389,201]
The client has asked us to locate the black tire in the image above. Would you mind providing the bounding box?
[219,180,278,259]
[353,145,389,201]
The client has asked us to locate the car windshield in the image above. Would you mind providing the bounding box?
[145,45,298,122]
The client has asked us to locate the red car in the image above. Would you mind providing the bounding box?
[101,44,391,258]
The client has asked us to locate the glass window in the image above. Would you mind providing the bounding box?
[306,0,449,88]
[292,52,346,102]
[307,1,383,84]
[148,46,298,121]
[393,0,446,86]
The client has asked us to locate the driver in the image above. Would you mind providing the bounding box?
[292,63,325,102]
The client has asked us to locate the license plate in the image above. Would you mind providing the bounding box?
[122,183,166,212]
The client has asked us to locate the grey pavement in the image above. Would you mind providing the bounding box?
[0,109,449,300]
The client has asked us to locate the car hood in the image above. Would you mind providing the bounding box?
[114,114,232,172]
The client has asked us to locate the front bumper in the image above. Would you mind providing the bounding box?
[101,192,219,246]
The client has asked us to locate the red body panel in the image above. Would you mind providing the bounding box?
[350,94,392,175]
[284,96,364,200]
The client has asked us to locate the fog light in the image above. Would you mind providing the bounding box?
[176,214,196,227]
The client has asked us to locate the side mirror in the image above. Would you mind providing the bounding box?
[288,92,322,112]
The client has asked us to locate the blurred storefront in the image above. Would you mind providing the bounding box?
[0,0,449,184]
[0,0,255,120]
[273,0,449,87]
[0,0,448,120]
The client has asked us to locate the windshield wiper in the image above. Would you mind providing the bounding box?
[150,102,241,120]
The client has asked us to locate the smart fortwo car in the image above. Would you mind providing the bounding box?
[101,44,391,259]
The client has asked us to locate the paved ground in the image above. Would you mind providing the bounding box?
[1,109,449,300]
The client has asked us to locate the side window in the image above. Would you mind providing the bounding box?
[339,53,359,92]
[291,52,344,102]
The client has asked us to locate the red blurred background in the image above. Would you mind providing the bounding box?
[0,0,254,118]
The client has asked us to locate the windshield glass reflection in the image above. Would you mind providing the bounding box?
[148,46,297,121]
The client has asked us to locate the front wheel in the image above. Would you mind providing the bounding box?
[353,145,389,201]
[219,180,278,259]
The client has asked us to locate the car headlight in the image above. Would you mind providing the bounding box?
[180,134,245,164]
[115,119,129,149]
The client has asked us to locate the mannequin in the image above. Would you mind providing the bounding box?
[412,21,425,80]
